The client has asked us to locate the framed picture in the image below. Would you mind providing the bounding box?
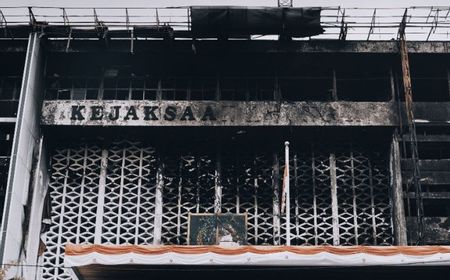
[188,213,247,245]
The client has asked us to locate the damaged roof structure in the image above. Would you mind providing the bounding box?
[0,4,449,280]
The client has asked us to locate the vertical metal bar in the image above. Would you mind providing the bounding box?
[28,7,36,26]
[62,8,69,25]
[153,161,163,245]
[272,153,280,245]
[245,79,250,102]
[127,79,132,100]
[235,155,240,214]
[274,75,280,102]
[0,9,6,27]
[394,71,407,158]
[447,69,450,99]
[156,79,162,101]
[284,142,291,246]
[130,29,134,54]
[115,149,126,244]
[54,150,70,270]
[176,157,183,244]
[214,151,222,213]
[156,8,160,28]
[75,146,88,244]
[311,147,318,245]
[368,158,377,244]
[253,156,259,244]
[293,154,299,245]
[215,75,221,101]
[350,150,359,245]
[134,148,143,244]
[338,9,347,41]
[195,158,200,213]
[186,79,192,101]
[69,80,74,100]
[94,148,108,244]
[329,153,340,246]
[426,9,438,41]
[332,69,338,101]
[367,9,376,41]
[390,131,408,245]
[390,69,396,101]
[187,7,191,31]
[125,8,129,31]
[65,28,72,53]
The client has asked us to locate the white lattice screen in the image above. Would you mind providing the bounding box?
[42,140,393,279]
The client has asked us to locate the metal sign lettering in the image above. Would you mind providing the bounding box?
[41,100,397,126]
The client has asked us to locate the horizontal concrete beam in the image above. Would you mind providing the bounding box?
[402,134,450,142]
[41,100,398,127]
[406,192,450,199]
[45,40,450,54]
[402,159,450,171]
[402,171,450,185]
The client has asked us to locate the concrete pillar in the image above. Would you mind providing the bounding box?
[0,32,46,278]
[390,130,408,245]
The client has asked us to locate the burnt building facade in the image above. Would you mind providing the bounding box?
[0,5,449,280]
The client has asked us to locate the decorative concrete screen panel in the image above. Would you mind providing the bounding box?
[42,139,393,279]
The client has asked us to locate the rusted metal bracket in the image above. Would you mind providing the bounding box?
[398,9,408,39]
[125,8,134,54]
[28,7,36,27]
[426,8,439,41]
[62,8,72,53]
[367,9,376,41]
[156,8,160,29]
[93,8,108,42]
[65,28,72,53]
[338,9,348,41]
[0,9,4,27]
[398,8,425,245]
[29,7,47,37]
[0,9,13,39]
[62,8,69,25]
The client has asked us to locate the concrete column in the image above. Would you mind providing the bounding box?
[390,130,408,245]
[0,32,46,278]
[23,137,49,280]
[272,153,280,245]
[329,153,340,246]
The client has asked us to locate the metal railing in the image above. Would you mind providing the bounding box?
[0,6,449,40]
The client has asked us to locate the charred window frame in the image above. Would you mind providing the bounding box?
[401,125,450,245]
[0,126,14,225]
[334,56,392,102]
[395,55,450,102]
[43,54,450,103]
[0,76,22,117]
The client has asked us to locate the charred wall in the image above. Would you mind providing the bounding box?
[39,46,450,247]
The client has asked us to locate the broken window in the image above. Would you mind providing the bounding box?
[0,126,13,225]
[43,54,418,102]
[335,56,391,101]
[409,55,449,102]
[0,76,21,117]
[279,76,333,101]
[401,126,450,245]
